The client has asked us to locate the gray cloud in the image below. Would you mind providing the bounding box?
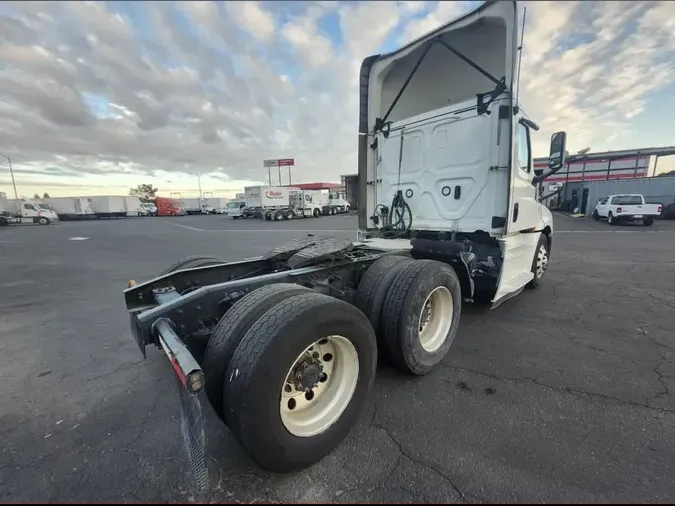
[1,0,672,193]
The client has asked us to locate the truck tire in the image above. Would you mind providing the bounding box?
[37,216,50,225]
[202,283,312,423]
[285,210,295,220]
[274,210,284,221]
[381,260,461,375]
[159,256,224,276]
[313,208,321,218]
[223,292,377,472]
[643,219,654,226]
[526,233,550,289]
[354,255,413,336]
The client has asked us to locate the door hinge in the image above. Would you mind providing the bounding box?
[489,165,509,171]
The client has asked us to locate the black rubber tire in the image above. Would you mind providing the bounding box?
[223,292,377,473]
[285,211,295,220]
[608,212,615,225]
[381,260,462,376]
[313,208,320,218]
[37,217,50,225]
[593,210,599,220]
[159,256,223,276]
[274,211,284,221]
[202,283,312,423]
[354,255,413,335]
[526,233,550,289]
[643,219,654,226]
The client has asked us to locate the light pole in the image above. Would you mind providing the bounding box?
[197,174,203,206]
[0,153,19,200]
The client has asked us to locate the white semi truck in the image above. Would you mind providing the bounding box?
[122,0,567,477]
[3,198,59,225]
[242,185,324,220]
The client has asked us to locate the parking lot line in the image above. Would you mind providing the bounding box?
[556,230,671,234]
[168,223,207,232]
[167,223,355,234]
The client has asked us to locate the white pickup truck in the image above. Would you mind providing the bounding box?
[593,194,662,226]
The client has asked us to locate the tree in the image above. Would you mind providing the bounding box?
[33,193,40,199]
[129,184,158,202]
[43,192,50,198]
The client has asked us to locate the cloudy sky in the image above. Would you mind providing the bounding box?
[1,0,674,198]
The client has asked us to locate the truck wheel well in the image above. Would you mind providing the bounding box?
[542,226,552,249]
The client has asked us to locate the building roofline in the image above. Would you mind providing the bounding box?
[535,146,675,163]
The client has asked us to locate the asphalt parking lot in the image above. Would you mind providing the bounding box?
[1,213,674,502]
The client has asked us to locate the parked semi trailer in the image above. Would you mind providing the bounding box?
[43,197,95,220]
[124,196,143,217]
[122,0,567,478]
[88,196,127,219]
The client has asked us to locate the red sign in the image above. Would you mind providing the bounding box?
[278,158,294,167]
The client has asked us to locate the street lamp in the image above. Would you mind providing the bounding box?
[0,153,19,200]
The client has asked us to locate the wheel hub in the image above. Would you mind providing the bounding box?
[419,301,432,333]
[292,359,324,392]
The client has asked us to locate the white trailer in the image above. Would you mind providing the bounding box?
[179,198,205,215]
[88,195,127,219]
[235,192,246,200]
[43,197,96,220]
[124,196,142,216]
[203,197,228,214]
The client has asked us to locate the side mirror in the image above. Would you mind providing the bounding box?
[534,169,544,177]
[548,131,567,171]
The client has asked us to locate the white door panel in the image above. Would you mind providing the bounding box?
[492,232,539,305]
[495,115,540,303]
[376,98,508,233]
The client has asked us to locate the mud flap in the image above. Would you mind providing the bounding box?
[175,375,209,494]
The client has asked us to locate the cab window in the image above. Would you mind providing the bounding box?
[23,204,35,210]
[517,123,531,173]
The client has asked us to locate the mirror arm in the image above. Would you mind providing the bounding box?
[532,165,564,185]
[537,186,564,202]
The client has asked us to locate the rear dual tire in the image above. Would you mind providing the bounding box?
[355,256,462,376]
[219,290,377,473]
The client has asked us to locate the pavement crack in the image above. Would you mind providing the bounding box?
[371,421,465,502]
[447,365,675,415]
[647,292,675,311]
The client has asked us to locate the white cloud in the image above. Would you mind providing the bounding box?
[0,0,674,197]
[225,1,276,42]
[401,1,470,44]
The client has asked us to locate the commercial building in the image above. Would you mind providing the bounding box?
[534,146,675,213]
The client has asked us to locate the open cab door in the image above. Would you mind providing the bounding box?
[492,126,567,307]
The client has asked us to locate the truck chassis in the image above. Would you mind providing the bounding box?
[123,229,543,477]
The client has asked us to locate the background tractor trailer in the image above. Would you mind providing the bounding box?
[121,0,567,478]
[5,198,59,225]
[88,196,127,219]
[43,197,95,220]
